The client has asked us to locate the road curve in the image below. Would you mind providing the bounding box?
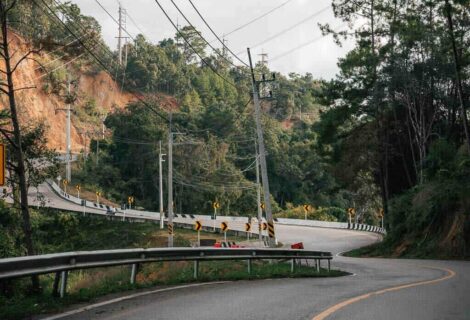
[40,225,470,320]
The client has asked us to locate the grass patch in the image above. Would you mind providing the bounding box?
[0,260,346,320]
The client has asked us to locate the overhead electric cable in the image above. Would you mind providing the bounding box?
[94,0,135,41]
[126,11,146,35]
[36,0,170,124]
[152,0,238,89]
[236,5,330,55]
[168,0,244,71]
[219,0,296,40]
[186,0,249,67]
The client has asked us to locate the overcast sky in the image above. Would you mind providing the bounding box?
[71,0,353,80]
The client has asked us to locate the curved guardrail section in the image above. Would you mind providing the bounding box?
[0,248,333,297]
[46,180,386,235]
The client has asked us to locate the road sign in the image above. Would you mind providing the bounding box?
[221,222,228,232]
[303,204,311,211]
[213,202,220,209]
[262,222,268,230]
[75,184,81,191]
[195,220,202,231]
[260,203,265,210]
[267,221,275,238]
[378,209,384,218]
[0,144,5,186]
[63,179,68,186]
[347,208,356,217]
[168,223,174,235]
[245,222,251,232]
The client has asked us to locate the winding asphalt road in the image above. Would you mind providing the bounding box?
[40,224,469,320]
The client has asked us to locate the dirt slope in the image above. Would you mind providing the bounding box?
[0,30,134,153]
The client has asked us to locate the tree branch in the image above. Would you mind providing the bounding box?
[13,85,37,92]
[11,49,42,74]
[0,127,18,148]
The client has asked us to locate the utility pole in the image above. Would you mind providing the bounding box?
[159,141,166,229]
[247,48,276,247]
[222,36,227,58]
[255,144,262,241]
[56,79,73,181]
[117,4,122,65]
[116,4,127,66]
[258,50,268,67]
[167,127,174,247]
[65,81,71,182]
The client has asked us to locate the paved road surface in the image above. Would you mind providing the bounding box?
[42,225,470,320]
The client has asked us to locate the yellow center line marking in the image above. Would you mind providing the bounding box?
[312,266,456,320]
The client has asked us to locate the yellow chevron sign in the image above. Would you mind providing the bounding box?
[347,208,356,217]
[221,222,228,232]
[262,222,268,231]
[195,220,202,231]
[245,222,251,232]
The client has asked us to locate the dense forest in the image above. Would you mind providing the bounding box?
[1,0,469,258]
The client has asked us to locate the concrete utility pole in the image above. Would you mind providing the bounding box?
[167,128,174,247]
[65,81,71,182]
[255,147,262,241]
[247,48,276,247]
[258,50,268,67]
[116,4,127,66]
[56,79,73,181]
[117,4,123,65]
[159,141,166,229]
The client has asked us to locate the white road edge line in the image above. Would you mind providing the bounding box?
[40,281,229,320]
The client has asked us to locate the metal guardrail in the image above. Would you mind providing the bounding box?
[0,248,333,297]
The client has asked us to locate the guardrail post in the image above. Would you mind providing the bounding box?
[193,260,199,279]
[130,264,138,284]
[52,272,60,297]
[327,259,331,272]
[247,259,252,274]
[291,258,295,273]
[316,259,320,273]
[60,270,68,298]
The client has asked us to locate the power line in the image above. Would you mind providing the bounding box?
[269,23,348,62]
[36,0,170,125]
[167,0,244,72]
[94,0,135,41]
[152,0,238,89]
[217,0,296,40]
[236,5,330,55]
[186,0,249,67]
[126,11,146,35]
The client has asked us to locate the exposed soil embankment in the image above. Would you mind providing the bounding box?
[0,30,134,153]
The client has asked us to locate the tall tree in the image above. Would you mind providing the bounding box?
[0,0,40,291]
